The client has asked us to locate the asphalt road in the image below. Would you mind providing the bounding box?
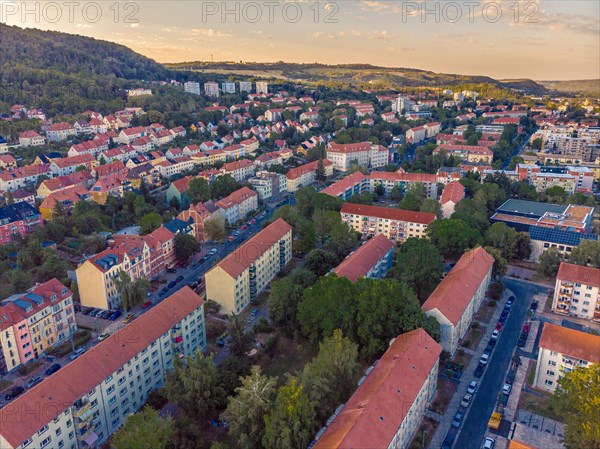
[454,279,546,449]
[500,127,538,169]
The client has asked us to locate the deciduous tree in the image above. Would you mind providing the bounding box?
[427,219,482,258]
[174,232,200,263]
[112,407,174,449]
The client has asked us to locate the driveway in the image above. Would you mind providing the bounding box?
[453,279,548,449]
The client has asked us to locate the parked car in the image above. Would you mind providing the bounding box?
[522,323,531,333]
[484,344,493,356]
[241,225,248,231]
[98,332,110,341]
[502,383,512,395]
[483,437,496,449]
[69,348,85,361]
[168,281,176,289]
[491,329,500,340]
[4,386,25,401]
[109,310,122,321]
[122,313,135,324]
[81,308,93,316]
[249,219,256,225]
[45,363,61,376]
[517,336,527,348]
[460,393,472,408]
[496,322,503,331]
[451,411,464,428]
[480,353,490,365]
[100,310,111,319]
[209,248,218,255]
[201,255,209,262]
[167,268,177,273]
[251,308,259,317]
[530,301,539,311]
[467,380,478,395]
[26,376,42,389]
[175,276,184,283]
[507,296,514,306]
[228,236,235,242]
[94,310,105,318]
[142,301,152,309]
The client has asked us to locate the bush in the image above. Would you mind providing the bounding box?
[489,281,505,300]
[488,300,497,307]
[204,299,221,314]
[265,335,277,355]
[17,361,42,377]
[253,317,273,334]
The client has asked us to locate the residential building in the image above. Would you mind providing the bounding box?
[239,81,252,93]
[222,159,256,182]
[331,234,394,282]
[256,81,268,94]
[216,186,258,224]
[340,203,435,243]
[205,218,292,315]
[423,122,441,138]
[166,175,194,210]
[421,247,494,354]
[392,95,412,114]
[177,201,219,241]
[440,181,465,218]
[312,328,441,449]
[491,199,597,261]
[50,153,97,176]
[321,171,370,200]
[0,287,206,449]
[204,82,220,97]
[184,81,201,95]
[0,164,53,191]
[406,126,426,144]
[369,171,438,198]
[39,185,90,220]
[552,262,600,322]
[286,159,333,192]
[18,130,45,147]
[0,202,42,244]
[533,323,599,393]
[46,122,77,142]
[0,279,76,374]
[89,173,130,205]
[0,154,17,170]
[36,170,93,198]
[248,171,287,201]
[433,144,494,164]
[222,81,236,94]
[516,164,594,194]
[326,142,388,172]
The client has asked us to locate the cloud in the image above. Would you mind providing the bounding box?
[129,23,139,28]
[75,23,93,29]
[361,1,403,14]
[188,28,232,38]
[369,30,394,41]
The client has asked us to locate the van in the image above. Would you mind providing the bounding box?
[69,348,85,361]
[26,375,42,389]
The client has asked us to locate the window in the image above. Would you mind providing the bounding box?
[547,370,555,376]
[105,375,113,384]
[38,425,49,436]
[545,380,554,386]
[55,428,62,437]
[548,360,556,366]
[107,385,115,395]
[40,436,52,448]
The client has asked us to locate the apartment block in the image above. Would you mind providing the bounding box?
[533,322,599,393]
[326,142,388,172]
[320,171,370,200]
[312,328,441,449]
[216,186,258,224]
[239,81,252,93]
[433,144,494,164]
[331,234,394,282]
[0,287,206,449]
[369,171,438,198]
[255,81,268,94]
[205,219,292,315]
[0,279,76,374]
[204,81,220,98]
[340,203,435,243]
[422,247,494,354]
[248,171,287,201]
[552,262,600,322]
[440,181,465,218]
[286,159,333,192]
[0,202,42,245]
[222,81,236,94]
[222,159,256,182]
[184,82,201,95]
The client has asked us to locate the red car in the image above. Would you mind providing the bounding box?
[241,225,248,230]
[496,322,503,331]
[522,323,531,333]
[142,301,152,309]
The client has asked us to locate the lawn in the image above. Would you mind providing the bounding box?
[461,326,484,350]
[259,333,315,383]
[518,391,561,421]
[475,302,495,323]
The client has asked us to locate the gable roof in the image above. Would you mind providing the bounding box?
[340,203,436,225]
[557,262,600,288]
[313,328,441,449]
[440,181,465,205]
[421,247,494,325]
[539,323,600,363]
[332,235,394,282]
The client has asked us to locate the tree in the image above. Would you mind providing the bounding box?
[531,137,543,150]
[210,174,239,199]
[263,377,316,449]
[222,366,277,449]
[474,182,506,213]
[420,198,442,217]
[289,268,317,289]
[427,219,482,258]
[227,313,254,357]
[389,184,403,201]
[398,184,426,211]
[546,186,567,200]
[388,238,444,301]
[169,197,180,210]
[484,222,518,260]
[315,159,326,181]
[174,232,200,263]
[115,270,150,310]
[515,232,532,260]
[452,198,489,234]
[568,240,600,268]
[374,184,385,197]
[204,215,227,242]
[538,247,562,277]
[299,330,358,422]
[165,352,227,417]
[140,212,163,235]
[551,364,600,449]
[112,407,174,449]
[304,249,338,276]
[268,278,304,336]
[484,246,507,278]
[347,192,373,205]
[187,177,210,204]
[326,222,358,260]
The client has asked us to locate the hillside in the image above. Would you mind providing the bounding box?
[0,24,170,80]
[167,61,550,95]
[538,79,600,96]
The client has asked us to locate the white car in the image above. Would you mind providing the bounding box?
[467,380,477,395]
[460,392,472,408]
[502,383,512,395]
[483,437,495,449]
[209,248,218,255]
[480,353,490,365]
[491,329,500,340]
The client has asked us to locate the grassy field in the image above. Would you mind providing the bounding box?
[259,334,315,382]
[519,391,561,421]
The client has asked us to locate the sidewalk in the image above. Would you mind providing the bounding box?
[427,287,514,449]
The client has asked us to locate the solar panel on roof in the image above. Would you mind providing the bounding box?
[529,226,598,246]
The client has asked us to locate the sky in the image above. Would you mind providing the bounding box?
[2,0,599,80]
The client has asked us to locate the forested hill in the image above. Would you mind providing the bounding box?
[0,24,170,80]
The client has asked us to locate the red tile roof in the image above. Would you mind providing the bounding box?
[209,218,291,278]
[332,235,394,282]
[369,171,437,183]
[440,181,465,205]
[328,141,373,154]
[540,322,600,363]
[0,287,204,448]
[216,186,257,210]
[223,159,253,172]
[557,262,600,288]
[286,159,332,180]
[421,247,494,325]
[321,171,366,197]
[313,328,441,449]
[340,203,436,225]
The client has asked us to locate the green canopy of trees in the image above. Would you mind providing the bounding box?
[112,407,174,449]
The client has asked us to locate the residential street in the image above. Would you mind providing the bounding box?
[452,279,548,449]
